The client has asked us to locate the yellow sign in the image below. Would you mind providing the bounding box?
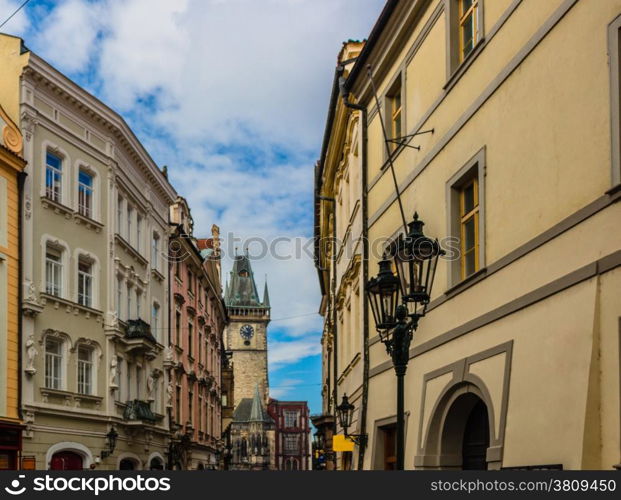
[332,434,355,452]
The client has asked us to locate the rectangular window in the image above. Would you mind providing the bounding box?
[127,364,132,400]
[151,233,160,271]
[136,215,142,252]
[188,321,194,358]
[284,434,299,454]
[127,205,133,243]
[127,285,132,320]
[136,290,142,319]
[459,0,479,62]
[117,279,123,320]
[175,310,181,347]
[284,410,298,429]
[175,385,182,424]
[117,196,123,234]
[45,247,62,297]
[447,147,485,286]
[188,387,194,424]
[152,303,160,338]
[45,338,62,389]
[77,346,93,395]
[136,366,142,399]
[459,176,479,279]
[45,152,62,203]
[187,270,193,293]
[77,258,93,307]
[78,170,94,218]
[381,425,397,470]
[387,80,402,152]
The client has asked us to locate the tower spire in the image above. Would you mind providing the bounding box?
[263,277,270,308]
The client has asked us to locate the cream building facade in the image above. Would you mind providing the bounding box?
[316,0,621,470]
[0,34,175,470]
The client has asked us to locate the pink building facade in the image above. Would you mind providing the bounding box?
[167,198,227,469]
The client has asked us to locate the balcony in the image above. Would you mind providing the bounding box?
[124,400,157,423]
[123,319,159,357]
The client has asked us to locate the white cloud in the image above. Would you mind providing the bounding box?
[0,0,30,34]
[35,0,102,73]
[269,337,322,368]
[269,378,305,400]
[21,0,384,369]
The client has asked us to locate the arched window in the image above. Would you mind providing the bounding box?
[119,459,136,470]
[78,168,94,218]
[76,345,94,395]
[45,152,63,203]
[149,457,164,470]
[45,244,63,297]
[45,337,63,390]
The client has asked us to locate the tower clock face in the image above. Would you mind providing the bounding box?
[240,324,254,341]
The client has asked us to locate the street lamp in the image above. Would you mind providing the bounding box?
[366,212,443,470]
[100,426,118,459]
[336,395,367,446]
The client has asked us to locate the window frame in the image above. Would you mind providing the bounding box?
[384,73,404,156]
[77,256,94,308]
[445,0,485,79]
[45,151,63,203]
[608,13,621,187]
[446,147,486,287]
[45,337,64,390]
[77,345,94,395]
[458,0,480,64]
[45,246,63,297]
[459,176,480,280]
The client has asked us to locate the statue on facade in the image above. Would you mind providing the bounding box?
[25,335,37,374]
[109,356,118,388]
[147,371,155,401]
[166,382,173,408]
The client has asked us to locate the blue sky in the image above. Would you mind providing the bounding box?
[0,0,385,414]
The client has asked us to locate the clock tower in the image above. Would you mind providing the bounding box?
[224,252,271,407]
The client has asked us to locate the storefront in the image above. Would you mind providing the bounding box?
[0,423,23,470]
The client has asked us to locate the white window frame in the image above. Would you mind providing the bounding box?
[41,142,71,206]
[45,337,64,390]
[151,232,160,271]
[75,163,99,221]
[77,345,94,395]
[45,246,63,297]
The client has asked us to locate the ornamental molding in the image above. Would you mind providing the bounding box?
[0,104,23,155]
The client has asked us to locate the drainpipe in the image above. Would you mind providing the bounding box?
[338,67,369,471]
[17,170,27,426]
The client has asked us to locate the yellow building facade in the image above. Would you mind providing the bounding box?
[0,102,26,469]
[316,0,621,470]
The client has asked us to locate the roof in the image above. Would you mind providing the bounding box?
[225,253,270,309]
[232,387,274,424]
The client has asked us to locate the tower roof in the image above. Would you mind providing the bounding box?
[232,385,273,424]
[225,253,270,309]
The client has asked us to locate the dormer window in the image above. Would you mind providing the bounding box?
[239,270,249,278]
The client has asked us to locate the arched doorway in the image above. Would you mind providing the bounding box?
[119,459,136,470]
[50,451,83,470]
[462,400,490,470]
[149,457,164,470]
[440,393,490,470]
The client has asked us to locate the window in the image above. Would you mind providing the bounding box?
[459,0,479,62]
[117,196,123,234]
[78,169,94,218]
[198,328,203,364]
[459,177,479,279]
[199,394,203,432]
[45,338,62,389]
[188,321,194,358]
[45,246,63,297]
[115,357,123,402]
[187,270,193,294]
[126,205,133,243]
[175,310,182,347]
[136,290,142,319]
[608,14,621,187]
[126,364,132,400]
[188,386,194,424]
[117,278,123,320]
[151,233,160,271]
[77,346,93,395]
[152,303,160,338]
[447,147,486,285]
[284,410,299,429]
[126,284,132,320]
[380,424,397,470]
[175,384,182,423]
[45,152,62,203]
[136,366,142,399]
[284,434,299,454]
[77,257,93,307]
[387,78,402,152]
[136,215,142,252]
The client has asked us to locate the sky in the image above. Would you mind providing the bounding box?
[0,0,386,414]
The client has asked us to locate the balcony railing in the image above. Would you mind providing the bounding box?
[124,400,157,423]
[124,319,157,344]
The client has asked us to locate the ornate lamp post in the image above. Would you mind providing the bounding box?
[336,395,367,446]
[366,212,443,470]
[100,426,118,459]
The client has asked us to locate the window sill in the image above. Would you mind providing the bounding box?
[115,234,148,267]
[73,212,103,233]
[40,293,104,319]
[151,268,165,282]
[444,37,486,94]
[40,196,73,219]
